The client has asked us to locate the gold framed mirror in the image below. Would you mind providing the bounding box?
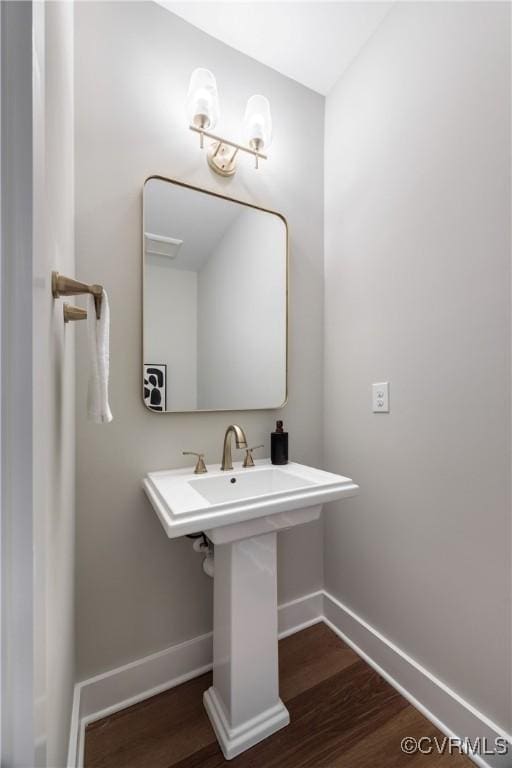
[142,176,288,413]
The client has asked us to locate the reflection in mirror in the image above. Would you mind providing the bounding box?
[143,178,287,412]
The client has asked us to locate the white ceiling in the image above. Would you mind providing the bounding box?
[145,177,242,271]
[157,1,392,95]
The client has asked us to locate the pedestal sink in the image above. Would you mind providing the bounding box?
[143,459,358,759]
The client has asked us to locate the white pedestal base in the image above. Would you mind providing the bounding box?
[204,687,289,760]
[204,530,291,760]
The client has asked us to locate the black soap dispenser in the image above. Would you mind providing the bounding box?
[271,420,288,465]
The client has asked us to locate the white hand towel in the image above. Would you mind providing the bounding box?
[86,289,113,423]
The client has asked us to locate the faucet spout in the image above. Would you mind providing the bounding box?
[221,425,248,471]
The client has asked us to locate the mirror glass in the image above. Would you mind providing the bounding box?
[143,177,287,412]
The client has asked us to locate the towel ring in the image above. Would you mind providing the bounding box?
[52,271,103,319]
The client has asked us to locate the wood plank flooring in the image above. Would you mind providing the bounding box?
[85,623,472,768]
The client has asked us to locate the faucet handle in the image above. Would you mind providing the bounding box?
[182,451,208,474]
[243,445,264,468]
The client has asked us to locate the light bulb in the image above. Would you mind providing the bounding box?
[186,68,219,131]
[244,95,272,151]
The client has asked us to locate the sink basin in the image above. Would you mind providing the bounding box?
[143,458,358,760]
[190,465,314,504]
[143,459,358,542]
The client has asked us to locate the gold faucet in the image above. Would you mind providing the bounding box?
[221,425,248,471]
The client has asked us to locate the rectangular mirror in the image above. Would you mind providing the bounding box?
[142,177,288,412]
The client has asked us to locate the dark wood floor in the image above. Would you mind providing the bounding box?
[85,623,472,768]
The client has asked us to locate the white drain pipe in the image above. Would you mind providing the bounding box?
[190,534,214,578]
[202,552,214,578]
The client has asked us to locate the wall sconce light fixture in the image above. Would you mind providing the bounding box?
[187,68,272,177]
[186,68,219,135]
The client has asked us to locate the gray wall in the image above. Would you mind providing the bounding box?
[74,1,324,679]
[33,2,76,764]
[324,2,511,731]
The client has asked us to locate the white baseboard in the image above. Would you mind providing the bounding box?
[322,591,512,768]
[67,590,322,768]
[278,589,323,638]
[68,589,511,768]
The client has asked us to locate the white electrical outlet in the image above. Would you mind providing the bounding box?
[372,382,390,413]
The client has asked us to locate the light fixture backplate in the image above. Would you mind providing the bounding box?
[207,141,238,177]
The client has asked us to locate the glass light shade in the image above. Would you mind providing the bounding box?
[186,68,219,131]
[244,95,272,151]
